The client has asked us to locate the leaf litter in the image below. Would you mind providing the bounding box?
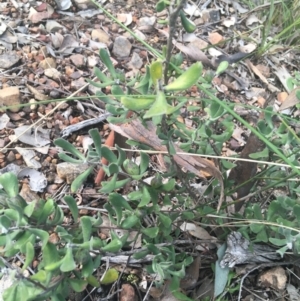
[0,0,300,299]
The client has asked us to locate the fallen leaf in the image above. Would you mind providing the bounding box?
[278,87,300,111]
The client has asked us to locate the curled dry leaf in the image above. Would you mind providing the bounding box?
[278,87,300,111]
[26,84,49,101]
[14,125,50,147]
[15,147,41,169]
[109,120,224,211]
[18,168,47,192]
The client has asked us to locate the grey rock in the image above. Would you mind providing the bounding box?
[0,52,20,69]
[112,36,132,58]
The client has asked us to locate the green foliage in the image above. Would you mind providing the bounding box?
[2,1,300,300]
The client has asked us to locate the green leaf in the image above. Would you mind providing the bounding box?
[144,91,172,118]
[111,85,125,100]
[140,152,149,174]
[22,242,35,271]
[58,153,83,164]
[49,206,64,225]
[89,129,102,157]
[249,147,269,159]
[206,102,225,120]
[64,196,78,222]
[99,48,117,79]
[3,279,43,301]
[81,256,94,277]
[269,237,287,247]
[80,216,93,242]
[60,248,76,272]
[123,159,140,175]
[109,193,133,211]
[108,163,120,175]
[101,146,118,163]
[28,229,49,249]
[68,279,88,292]
[0,215,11,229]
[93,66,111,83]
[136,66,151,94]
[139,186,151,207]
[101,238,123,252]
[101,268,119,285]
[158,213,172,229]
[86,78,114,88]
[161,179,176,192]
[24,201,36,218]
[180,10,196,33]
[132,249,149,259]
[127,191,143,200]
[36,198,54,225]
[172,291,195,301]
[30,270,47,282]
[121,215,140,229]
[156,0,166,12]
[71,166,94,193]
[116,145,126,166]
[142,227,159,238]
[54,138,85,161]
[87,275,100,288]
[164,62,202,92]
[42,242,60,268]
[120,96,155,111]
[214,243,229,297]
[150,60,163,87]
[0,172,19,197]
[215,61,229,75]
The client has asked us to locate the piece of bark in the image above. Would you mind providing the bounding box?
[220,232,280,268]
[109,119,224,210]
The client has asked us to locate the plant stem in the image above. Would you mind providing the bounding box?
[164,0,186,85]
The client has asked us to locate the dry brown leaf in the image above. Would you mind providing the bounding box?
[246,60,280,93]
[278,87,300,111]
[26,84,49,101]
[110,119,224,211]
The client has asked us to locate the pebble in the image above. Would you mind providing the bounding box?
[91,29,111,45]
[70,54,86,68]
[7,151,15,162]
[0,86,21,112]
[112,36,132,58]
[138,16,156,27]
[39,57,57,69]
[0,52,20,69]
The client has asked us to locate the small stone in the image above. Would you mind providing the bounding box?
[71,77,87,90]
[112,36,132,58]
[73,0,97,9]
[133,29,146,41]
[258,267,287,290]
[70,54,86,68]
[87,55,99,67]
[0,52,20,69]
[127,52,143,70]
[208,32,224,45]
[91,29,111,45]
[56,162,89,184]
[0,86,21,112]
[7,151,15,162]
[39,57,57,70]
[44,68,62,81]
[138,16,156,27]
